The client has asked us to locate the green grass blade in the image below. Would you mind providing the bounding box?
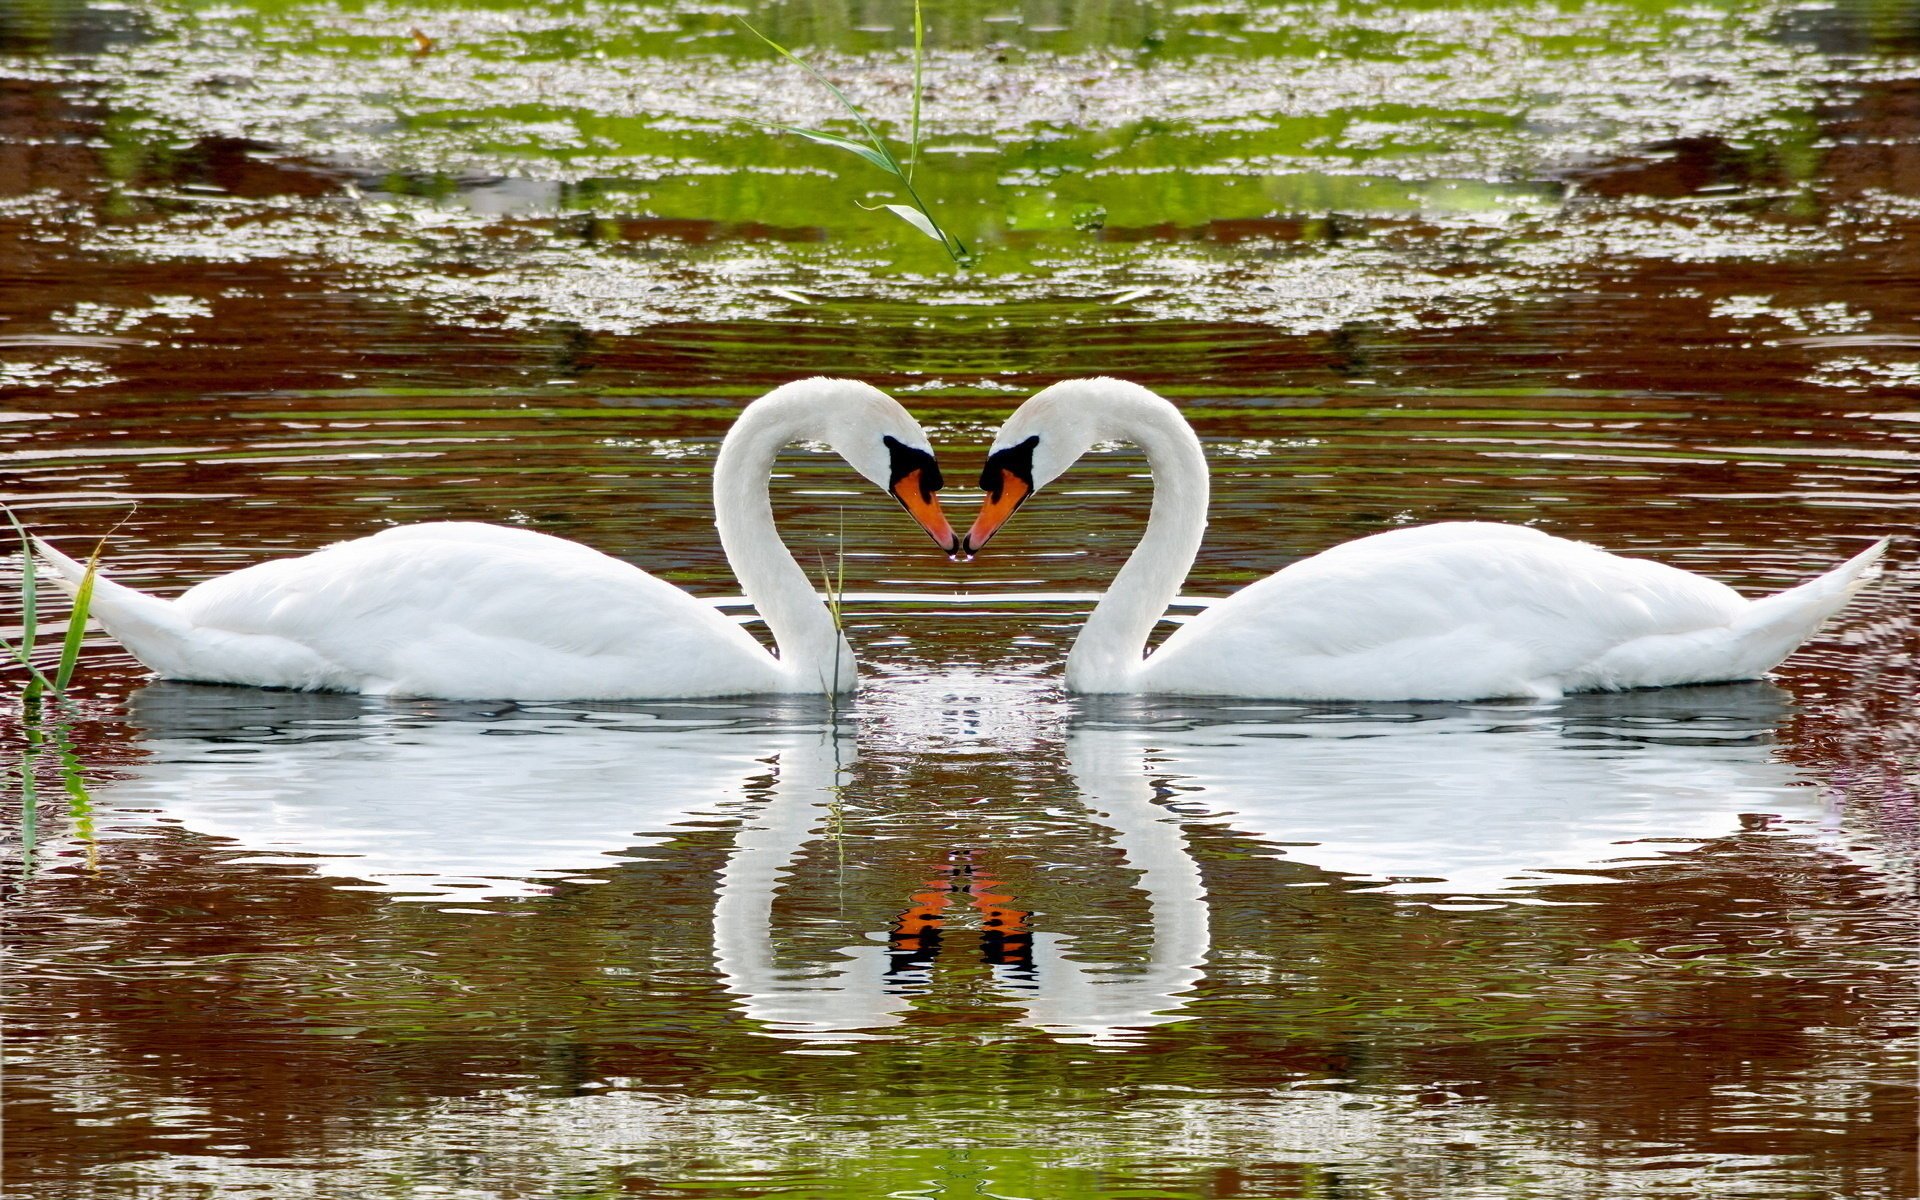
[7,508,36,664]
[740,12,969,267]
[909,0,924,183]
[54,540,102,693]
[773,125,898,174]
[856,196,961,254]
[814,554,842,699]
[816,557,843,634]
[6,508,44,702]
[737,18,906,176]
[817,510,848,699]
[878,176,971,264]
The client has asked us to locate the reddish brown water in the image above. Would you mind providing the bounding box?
[3,1,1917,1196]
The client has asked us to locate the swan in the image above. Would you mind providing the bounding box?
[32,378,958,701]
[963,378,1889,701]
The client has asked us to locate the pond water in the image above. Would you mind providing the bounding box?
[3,0,1917,1196]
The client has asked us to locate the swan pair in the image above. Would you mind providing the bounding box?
[32,377,1887,703]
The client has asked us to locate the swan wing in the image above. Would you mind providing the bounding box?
[1143,522,1746,700]
[169,523,782,699]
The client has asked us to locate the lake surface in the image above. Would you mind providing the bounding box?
[3,0,1916,1196]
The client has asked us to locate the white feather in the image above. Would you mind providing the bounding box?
[988,379,1888,701]
[31,379,946,701]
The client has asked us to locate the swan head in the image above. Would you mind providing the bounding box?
[752,378,960,557]
[966,378,1175,555]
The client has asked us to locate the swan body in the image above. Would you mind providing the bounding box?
[34,379,957,701]
[38,523,796,699]
[967,378,1888,701]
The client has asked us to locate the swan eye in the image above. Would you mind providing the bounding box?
[883,435,944,499]
[978,435,1039,500]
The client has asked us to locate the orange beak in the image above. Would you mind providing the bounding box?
[891,469,960,557]
[964,474,1030,556]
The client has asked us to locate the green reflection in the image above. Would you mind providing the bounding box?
[79,0,1814,274]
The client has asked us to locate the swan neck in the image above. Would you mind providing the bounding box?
[714,407,854,693]
[1067,407,1209,692]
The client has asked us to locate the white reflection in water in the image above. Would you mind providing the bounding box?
[1072,683,1832,902]
[94,680,1216,1045]
[709,731,903,1040]
[90,678,1834,1046]
[1027,736,1210,1042]
[97,684,829,901]
[711,722,1209,1045]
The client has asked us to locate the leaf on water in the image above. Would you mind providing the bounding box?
[776,126,897,176]
[878,203,944,243]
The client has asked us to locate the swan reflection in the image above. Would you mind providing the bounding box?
[88,679,1829,1047]
[708,730,903,1040]
[1070,683,1829,901]
[713,725,1209,1044]
[95,680,1217,1045]
[1027,735,1210,1041]
[100,683,831,901]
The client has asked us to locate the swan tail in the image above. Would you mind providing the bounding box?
[31,537,198,676]
[1726,536,1891,675]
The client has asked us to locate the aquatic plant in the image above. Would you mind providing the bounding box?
[817,510,849,699]
[2,509,101,702]
[4,511,101,879]
[12,713,98,880]
[740,1,973,266]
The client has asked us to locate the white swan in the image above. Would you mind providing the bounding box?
[33,378,958,700]
[964,378,1888,701]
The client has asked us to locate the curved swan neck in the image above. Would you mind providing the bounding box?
[714,398,855,693]
[1066,394,1209,692]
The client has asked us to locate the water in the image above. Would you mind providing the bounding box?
[3,0,1917,1196]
